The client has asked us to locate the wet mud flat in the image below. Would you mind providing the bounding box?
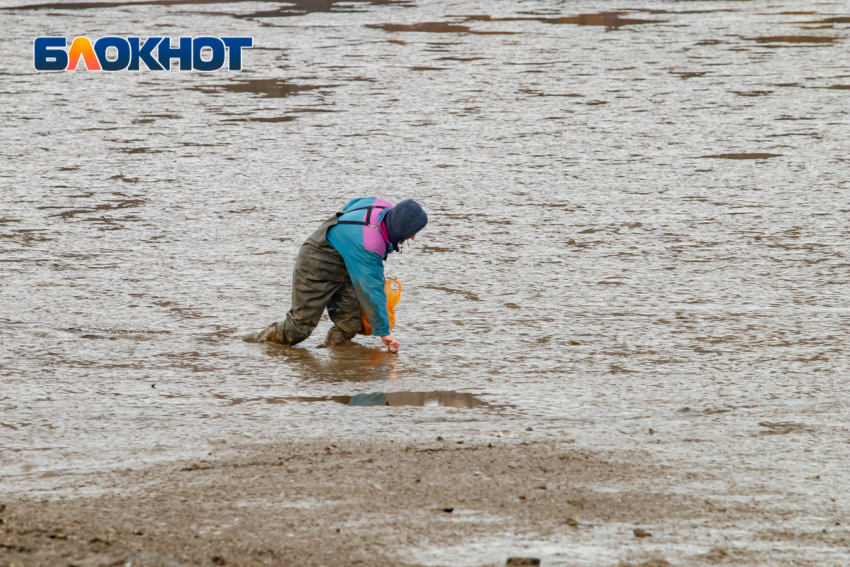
[2,0,849,565]
[3,436,848,567]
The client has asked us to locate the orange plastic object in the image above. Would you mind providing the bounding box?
[360,279,401,336]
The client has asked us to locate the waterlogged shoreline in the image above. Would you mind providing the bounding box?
[3,436,848,567]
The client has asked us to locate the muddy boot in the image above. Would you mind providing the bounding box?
[243,322,290,345]
[321,326,352,348]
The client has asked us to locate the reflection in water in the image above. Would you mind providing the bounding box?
[265,343,402,382]
[341,391,497,408]
[215,391,504,409]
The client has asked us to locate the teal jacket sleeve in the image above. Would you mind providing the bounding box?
[342,247,390,336]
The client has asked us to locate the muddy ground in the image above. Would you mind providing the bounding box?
[2,0,849,565]
[2,436,847,567]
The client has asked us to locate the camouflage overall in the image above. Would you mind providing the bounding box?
[247,215,362,346]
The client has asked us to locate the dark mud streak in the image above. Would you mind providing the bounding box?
[521,89,583,97]
[700,153,782,160]
[114,147,163,154]
[7,0,257,9]
[367,22,509,35]
[369,12,660,34]
[670,70,708,79]
[37,199,146,220]
[800,17,850,24]
[7,0,411,11]
[424,284,481,302]
[222,116,296,123]
[731,90,773,96]
[189,80,330,98]
[230,0,412,19]
[749,35,838,44]
[460,12,662,29]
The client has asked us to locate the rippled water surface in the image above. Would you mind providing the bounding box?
[1,0,848,563]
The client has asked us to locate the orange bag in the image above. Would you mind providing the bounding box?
[360,279,401,336]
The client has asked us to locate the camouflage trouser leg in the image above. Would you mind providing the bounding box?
[325,285,363,341]
[245,214,362,346]
[276,237,361,346]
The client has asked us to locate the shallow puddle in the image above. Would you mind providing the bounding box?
[219,391,502,409]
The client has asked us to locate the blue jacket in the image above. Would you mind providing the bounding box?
[326,197,394,336]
